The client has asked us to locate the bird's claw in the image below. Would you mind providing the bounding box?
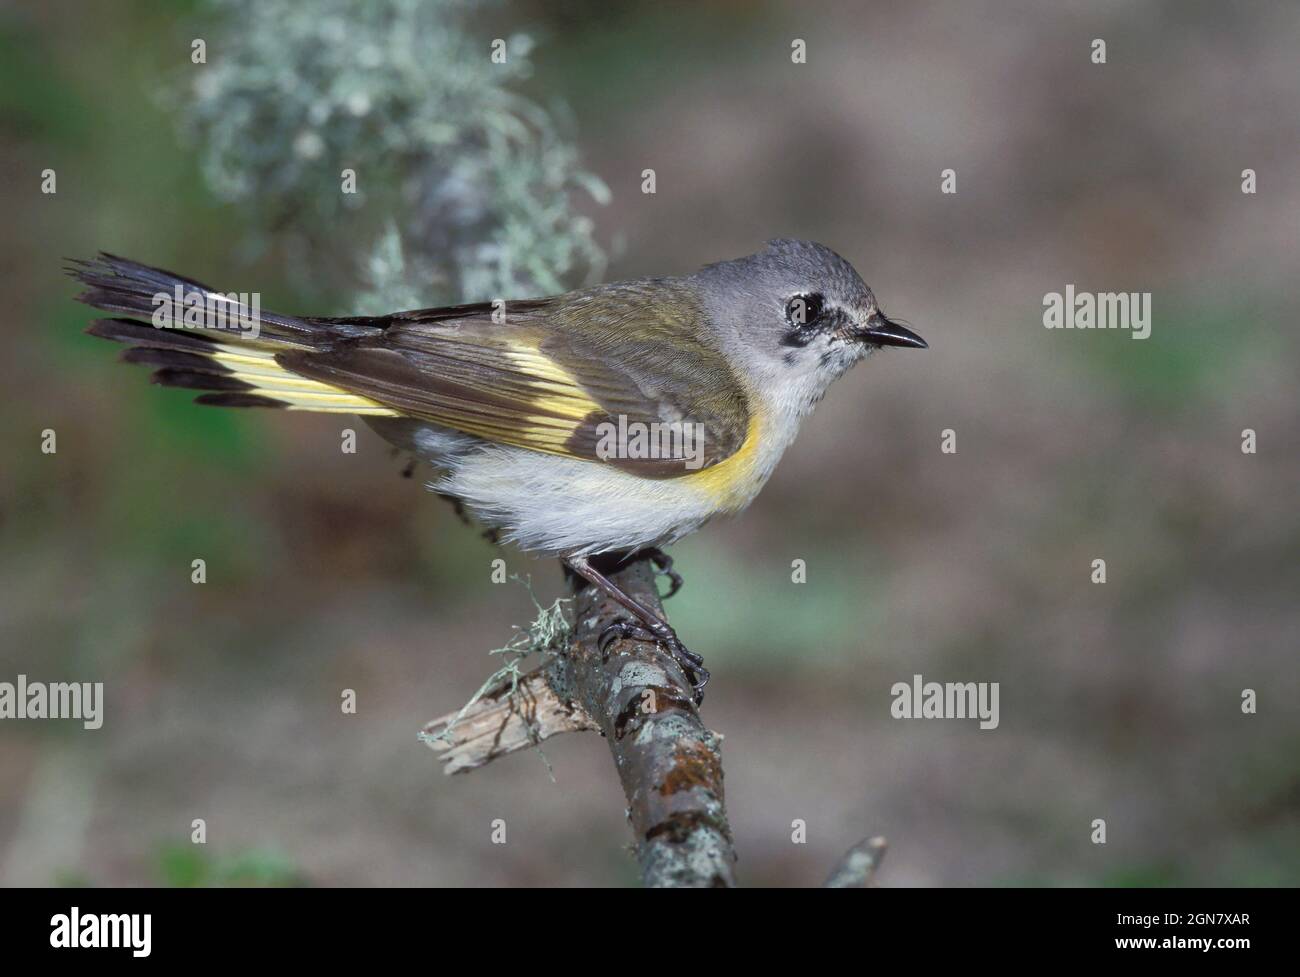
[646,548,684,600]
[597,617,709,704]
[598,619,656,656]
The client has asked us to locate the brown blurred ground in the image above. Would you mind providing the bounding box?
[1,0,1297,886]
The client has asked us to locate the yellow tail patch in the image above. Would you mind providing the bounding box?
[211,344,399,415]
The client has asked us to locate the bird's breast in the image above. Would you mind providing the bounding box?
[678,406,792,512]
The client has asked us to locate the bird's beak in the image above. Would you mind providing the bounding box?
[855,313,928,349]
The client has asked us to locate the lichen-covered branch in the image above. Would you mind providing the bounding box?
[556,554,737,888]
[423,554,737,887]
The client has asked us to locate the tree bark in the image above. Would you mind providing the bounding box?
[422,553,738,887]
[555,553,737,888]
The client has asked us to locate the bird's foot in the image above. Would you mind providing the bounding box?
[644,548,683,599]
[598,617,709,704]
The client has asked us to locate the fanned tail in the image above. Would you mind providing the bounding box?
[69,254,399,415]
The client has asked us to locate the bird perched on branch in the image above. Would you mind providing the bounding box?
[70,239,926,699]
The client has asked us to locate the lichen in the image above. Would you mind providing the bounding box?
[175,0,607,307]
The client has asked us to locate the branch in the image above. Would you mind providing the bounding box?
[558,554,737,888]
[421,668,597,774]
[423,553,737,887]
[824,835,888,888]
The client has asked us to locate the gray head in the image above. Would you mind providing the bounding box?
[692,238,925,409]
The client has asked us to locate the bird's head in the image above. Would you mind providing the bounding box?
[694,238,926,412]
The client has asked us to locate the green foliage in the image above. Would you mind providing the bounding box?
[157,842,301,887]
[666,541,879,668]
[178,0,606,307]
[1073,297,1268,410]
[0,20,90,146]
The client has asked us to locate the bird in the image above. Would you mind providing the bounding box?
[69,238,927,699]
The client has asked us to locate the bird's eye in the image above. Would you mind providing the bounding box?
[785,293,824,327]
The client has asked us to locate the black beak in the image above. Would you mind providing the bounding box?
[857,314,928,349]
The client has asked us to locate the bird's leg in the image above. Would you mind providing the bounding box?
[639,547,683,599]
[563,555,709,702]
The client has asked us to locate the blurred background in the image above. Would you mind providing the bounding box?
[1,0,1297,886]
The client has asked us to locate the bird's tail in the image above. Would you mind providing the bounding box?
[69,253,398,415]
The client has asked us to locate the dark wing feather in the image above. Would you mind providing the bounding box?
[286,282,751,477]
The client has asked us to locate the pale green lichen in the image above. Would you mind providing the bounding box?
[176,0,607,307]
[617,661,669,690]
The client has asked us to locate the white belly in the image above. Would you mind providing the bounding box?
[408,414,797,556]
[434,444,723,556]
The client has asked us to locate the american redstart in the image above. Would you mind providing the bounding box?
[70,238,926,697]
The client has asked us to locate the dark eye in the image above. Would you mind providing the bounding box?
[785,293,824,327]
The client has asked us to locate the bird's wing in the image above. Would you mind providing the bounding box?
[282,286,752,477]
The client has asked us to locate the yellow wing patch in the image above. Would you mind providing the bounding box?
[501,347,604,420]
[211,345,399,415]
[400,342,605,453]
